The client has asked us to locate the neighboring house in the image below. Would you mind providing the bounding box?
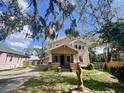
[28,55,40,65]
[93,45,106,55]
[0,44,29,70]
[43,37,90,70]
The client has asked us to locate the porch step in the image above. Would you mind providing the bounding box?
[61,66,70,68]
[61,68,70,72]
[61,66,71,72]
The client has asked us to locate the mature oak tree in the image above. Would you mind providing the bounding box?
[0,0,117,40]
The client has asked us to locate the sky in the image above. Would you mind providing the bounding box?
[1,0,124,52]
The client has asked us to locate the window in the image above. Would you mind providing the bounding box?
[75,45,77,49]
[55,56,58,62]
[82,46,84,49]
[67,56,70,62]
[56,44,59,46]
[79,45,81,50]
[53,56,58,62]
[10,56,13,62]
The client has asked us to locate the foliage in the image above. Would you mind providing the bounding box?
[96,54,106,62]
[98,22,124,62]
[111,51,124,61]
[34,48,47,61]
[86,63,94,70]
[0,0,117,41]
[25,47,47,61]
[111,66,124,84]
[65,19,79,37]
[88,48,97,63]
[89,48,106,63]
[99,22,124,51]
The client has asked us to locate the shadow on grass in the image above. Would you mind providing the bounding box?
[96,68,112,75]
[21,74,124,93]
[84,79,124,93]
[22,76,76,93]
[24,76,76,87]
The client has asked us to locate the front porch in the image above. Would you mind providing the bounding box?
[47,45,80,71]
[52,54,73,66]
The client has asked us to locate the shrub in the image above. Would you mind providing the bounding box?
[111,66,124,84]
[86,63,94,70]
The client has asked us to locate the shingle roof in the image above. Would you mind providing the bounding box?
[0,44,28,57]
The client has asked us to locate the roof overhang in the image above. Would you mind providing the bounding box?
[47,44,78,54]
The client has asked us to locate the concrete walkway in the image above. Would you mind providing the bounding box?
[60,72,76,77]
[0,66,41,93]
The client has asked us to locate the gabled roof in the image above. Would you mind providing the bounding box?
[53,36,75,43]
[53,36,67,42]
[69,38,87,45]
[53,37,86,45]
[0,44,28,57]
[46,44,78,53]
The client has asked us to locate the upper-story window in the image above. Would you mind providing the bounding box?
[79,45,81,50]
[75,45,77,49]
[74,44,84,50]
[82,46,84,49]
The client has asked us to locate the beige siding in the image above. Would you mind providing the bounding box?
[47,37,90,69]
[82,49,90,67]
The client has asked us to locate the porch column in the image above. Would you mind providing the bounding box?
[48,51,52,63]
[73,54,78,63]
[77,55,81,63]
[73,54,81,63]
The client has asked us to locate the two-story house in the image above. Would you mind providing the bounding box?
[42,37,90,71]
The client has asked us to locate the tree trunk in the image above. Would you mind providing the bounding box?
[76,63,84,91]
[107,48,111,63]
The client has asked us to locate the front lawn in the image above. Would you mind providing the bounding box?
[12,69,124,93]
[83,69,124,93]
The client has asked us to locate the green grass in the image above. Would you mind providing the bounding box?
[12,69,124,93]
[40,70,58,75]
[12,71,76,93]
[83,69,124,93]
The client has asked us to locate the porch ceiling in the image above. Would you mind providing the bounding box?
[51,45,78,54]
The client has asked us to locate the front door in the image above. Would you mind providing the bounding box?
[60,55,65,66]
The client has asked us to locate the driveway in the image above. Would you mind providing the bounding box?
[0,66,42,93]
